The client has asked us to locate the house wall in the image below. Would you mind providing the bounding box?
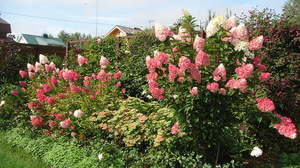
[18,36,28,44]
[109,29,126,37]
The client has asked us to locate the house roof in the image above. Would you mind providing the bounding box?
[0,18,12,34]
[21,34,65,47]
[106,25,143,36]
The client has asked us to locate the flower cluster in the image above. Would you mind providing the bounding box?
[274,113,298,139]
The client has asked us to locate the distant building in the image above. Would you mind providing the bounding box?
[18,34,66,47]
[106,25,143,37]
[0,18,14,42]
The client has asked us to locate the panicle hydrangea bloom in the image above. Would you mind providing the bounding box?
[77,54,88,66]
[60,118,71,128]
[195,50,210,66]
[234,41,249,52]
[74,109,84,118]
[100,56,110,69]
[50,76,58,86]
[232,23,249,41]
[193,35,205,52]
[171,122,181,134]
[235,64,254,79]
[189,64,201,83]
[223,15,238,30]
[28,72,36,78]
[60,69,81,82]
[146,73,158,82]
[213,63,227,82]
[256,64,267,72]
[206,82,219,93]
[30,116,44,127]
[27,63,35,72]
[113,71,122,79]
[11,90,18,96]
[42,84,52,92]
[19,70,28,78]
[249,35,264,50]
[177,27,193,42]
[190,87,198,96]
[259,73,271,82]
[218,88,227,95]
[225,78,248,93]
[70,85,81,94]
[274,113,298,139]
[39,54,49,64]
[45,97,56,106]
[149,87,165,100]
[168,64,179,83]
[256,98,275,112]
[155,23,174,41]
[35,62,42,72]
[57,93,66,99]
[250,147,263,157]
[49,121,58,128]
[154,51,169,67]
[19,81,26,87]
[206,14,225,38]
[178,56,192,71]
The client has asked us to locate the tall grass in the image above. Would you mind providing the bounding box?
[0,132,49,168]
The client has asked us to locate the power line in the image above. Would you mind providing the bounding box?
[0,11,115,26]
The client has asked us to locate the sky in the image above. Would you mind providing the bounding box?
[0,0,286,39]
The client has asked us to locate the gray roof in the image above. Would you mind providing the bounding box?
[107,25,143,36]
[0,18,12,34]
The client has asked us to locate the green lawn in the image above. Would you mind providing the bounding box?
[0,132,50,168]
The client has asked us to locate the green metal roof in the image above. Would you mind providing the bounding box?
[21,34,65,47]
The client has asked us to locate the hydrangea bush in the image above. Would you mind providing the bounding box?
[146,11,298,164]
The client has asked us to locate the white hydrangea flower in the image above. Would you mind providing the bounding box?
[250,147,263,157]
[234,41,249,52]
[74,109,84,118]
[98,153,103,160]
[206,15,225,38]
[39,54,49,64]
[146,95,153,99]
[173,95,178,99]
[0,100,5,107]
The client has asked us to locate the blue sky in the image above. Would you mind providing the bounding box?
[0,0,286,38]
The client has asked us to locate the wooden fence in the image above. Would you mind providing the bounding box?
[0,42,66,63]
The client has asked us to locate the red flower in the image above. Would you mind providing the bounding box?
[256,98,275,112]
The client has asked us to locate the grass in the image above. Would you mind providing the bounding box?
[0,131,50,168]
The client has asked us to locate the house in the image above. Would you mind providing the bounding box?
[106,25,143,37]
[18,34,66,47]
[0,18,14,42]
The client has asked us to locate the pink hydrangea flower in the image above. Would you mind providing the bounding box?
[19,81,26,87]
[77,54,88,66]
[42,84,52,92]
[149,87,165,99]
[223,16,238,30]
[29,72,36,78]
[249,35,263,50]
[168,64,179,83]
[60,119,71,128]
[45,62,56,72]
[71,132,77,136]
[256,98,275,112]
[146,73,158,82]
[225,78,248,93]
[30,116,44,127]
[113,71,122,79]
[193,35,205,52]
[190,87,198,96]
[206,82,219,93]
[45,97,57,106]
[27,63,35,72]
[256,64,267,72]
[218,88,227,95]
[50,76,58,86]
[178,56,192,71]
[177,27,193,42]
[60,69,81,82]
[146,56,157,73]
[55,113,66,120]
[115,82,121,87]
[213,63,227,82]
[97,38,101,43]
[49,121,58,128]
[259,73,271,82]
[189,64,201,83]
[35,62,42,72]
[235,64,254,79]
[70,85,81,94]
[100,56,110,69]
[232,23,249,41]
[19,70,28,78]
[274,113,297,139]
[195,50,210,66]
[155,23,174,41]
[11,90,18,96]
[154,51,169,68]
[171,122,181,134]
[57,93,66,99]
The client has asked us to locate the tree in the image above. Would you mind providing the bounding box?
[58,30,93,43]
[283,0,300,21]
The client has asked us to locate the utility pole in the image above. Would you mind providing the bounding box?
[148,20,154,29]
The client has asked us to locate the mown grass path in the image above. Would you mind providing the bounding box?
[0,131,50,168]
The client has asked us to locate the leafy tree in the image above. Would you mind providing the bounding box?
[283,0,300,21]
[58,30,93,43]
